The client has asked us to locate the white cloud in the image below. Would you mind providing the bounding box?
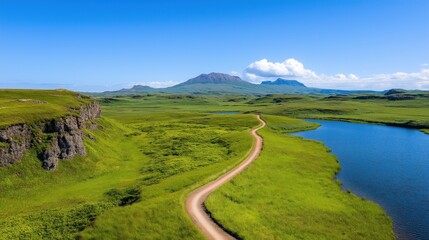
[245,58,317,81]
[335,74,347,80]
[243,58,429,90]
[349,74,359,80]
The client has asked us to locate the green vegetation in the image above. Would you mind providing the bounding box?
[2,90,427,239]
[0,89,91,128]
[0,118,144,239]
[252,93,429,130]
[206,115,394,239]
[79,112,258,239]
[100,93,429,131]
[0,90,259,239]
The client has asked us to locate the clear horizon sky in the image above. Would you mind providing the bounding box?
[1,0,428,91]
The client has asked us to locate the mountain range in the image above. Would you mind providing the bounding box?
[88,73,375,96]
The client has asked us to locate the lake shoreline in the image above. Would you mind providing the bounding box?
[297,116,429,134]
[206,115,394,239]
[294,119,429,239]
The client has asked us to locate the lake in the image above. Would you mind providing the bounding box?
[292,120,429,240]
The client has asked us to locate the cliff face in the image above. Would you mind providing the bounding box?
[0,101,101,170]
[0,125,33,167]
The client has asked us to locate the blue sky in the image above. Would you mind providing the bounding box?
[0,0,428,91]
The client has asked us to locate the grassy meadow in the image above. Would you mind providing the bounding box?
[79,112,259,239]
[0,89,92,128]
[206,115,394,239]
[0,118,145,239]
[0,91,260,239]
[249,94,429,130]
[1,91,427,239]
[101,93,429,131]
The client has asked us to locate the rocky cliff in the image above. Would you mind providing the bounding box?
[0,101,100,170]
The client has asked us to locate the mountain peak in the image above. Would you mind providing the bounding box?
[261,78,306,87]
[131,85,153,89]
[180,73,249,85]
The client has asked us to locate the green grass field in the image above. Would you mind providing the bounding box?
[0,118,144,239]
[0,89,92,128]
[206,115,394,239]
[101,93,429,131]
[0,91,259,239]
[2,91,427,239]
[248,94,429,130]
[79,113,258,239]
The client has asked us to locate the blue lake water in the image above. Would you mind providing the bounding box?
[292,120,429,240]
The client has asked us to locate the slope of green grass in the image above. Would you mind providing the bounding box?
[4,92,422,239]
[0,89,92,128]
[206,115,394,240]
[79,112,259,239]
[0,93,260,239]
[0,118,147,239]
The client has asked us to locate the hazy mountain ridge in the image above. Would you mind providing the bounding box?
[86,73,377,96]
[261,78,306,87]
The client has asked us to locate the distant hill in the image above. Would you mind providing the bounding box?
[384,89,407,95]
[177,73,248,85]
[261,78,306,87]
[129,85,155,91]
[86,72,377,96]
[95,85,156,96]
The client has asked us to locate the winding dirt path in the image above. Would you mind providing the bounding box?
[185,115,266,240]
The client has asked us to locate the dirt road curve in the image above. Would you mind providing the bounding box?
[185,115,266,240]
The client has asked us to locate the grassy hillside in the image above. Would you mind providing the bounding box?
[206,115,394,239]
[0,89,92,128]
[79,113,258,239]
[0,118,139,239]
[0,91,260,239]
[3,92,426,239]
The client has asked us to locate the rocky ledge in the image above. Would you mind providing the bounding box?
[0,101,101,170]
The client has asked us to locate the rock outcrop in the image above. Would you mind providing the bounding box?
[0,101,101,170]
[0,125,33,166]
